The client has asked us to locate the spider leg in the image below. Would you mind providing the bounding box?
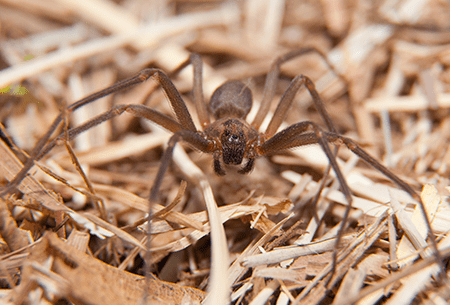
[263,121,353,284]
[144,129,210,280]
[38,104,184,160]
[0,112,65,197]
[213,151,226,176]
[258,56,343,235]
[265,74,336,137]
[1,68,196,196]
[252,48,341,131]
[256,64,353,283]
[142,69,197,132]
[325,132,444,275]
[2,69,163,196]
[149,129,211,202]
[262,126,444,280]
[67,68,196,134]
[260,121,351,203]
[170,53,210,128]
[277,130,424,202]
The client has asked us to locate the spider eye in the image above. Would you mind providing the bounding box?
[229,134,239,142]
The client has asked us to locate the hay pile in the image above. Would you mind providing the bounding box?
[0,1,449,304]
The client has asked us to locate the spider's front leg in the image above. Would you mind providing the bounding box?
[0,68,197,197]
[149,130,213,202]
[213,151,226,176]
[261,119,444,282]
[260,121,352,204]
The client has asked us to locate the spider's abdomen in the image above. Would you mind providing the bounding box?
[209,80,252,120]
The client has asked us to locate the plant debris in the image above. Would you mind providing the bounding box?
[1,0,450,304]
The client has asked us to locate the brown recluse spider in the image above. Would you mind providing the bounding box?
[1,49,443,283]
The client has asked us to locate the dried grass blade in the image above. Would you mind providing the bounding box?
[243,234,356,268]
[228,213,294,285]
[171,145,229,304]
[81,212,145,250]
[93,183,203,231]
[296,214,388,304]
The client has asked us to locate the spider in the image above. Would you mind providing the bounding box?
[1,49,441,278]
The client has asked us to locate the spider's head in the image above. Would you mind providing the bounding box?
[220,119,246,165]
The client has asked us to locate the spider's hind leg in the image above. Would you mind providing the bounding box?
[251,47,344,132]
